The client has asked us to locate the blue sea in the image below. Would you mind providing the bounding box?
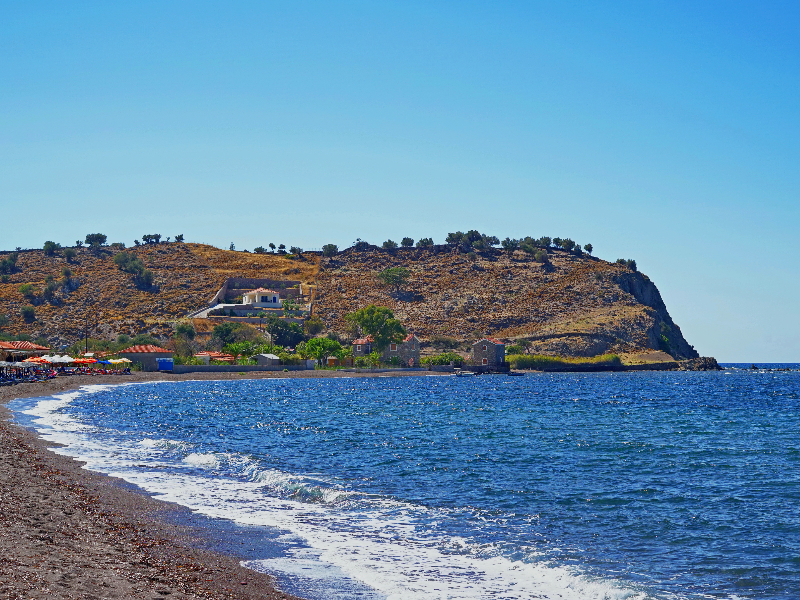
[10,365,800,600]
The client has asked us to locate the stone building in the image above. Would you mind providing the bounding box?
[118,344,173,372]
[352,334,421,366]
[383,334,421,367]
[471,338,506,367]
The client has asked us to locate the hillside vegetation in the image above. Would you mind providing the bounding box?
[0,241,698,360]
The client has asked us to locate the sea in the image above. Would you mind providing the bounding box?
[9,364,800,600]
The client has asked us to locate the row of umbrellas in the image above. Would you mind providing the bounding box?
[20,355,132,365]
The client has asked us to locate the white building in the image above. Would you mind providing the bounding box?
[242,288,283,308]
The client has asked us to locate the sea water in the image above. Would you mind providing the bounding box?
[9,366,800,600]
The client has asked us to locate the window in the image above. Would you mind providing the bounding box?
[356,345,361,351]
[482,345,487,351]
[482,358,488,365]
[273,296,277,303]
[390,343,397,351]
[261,296,268,303]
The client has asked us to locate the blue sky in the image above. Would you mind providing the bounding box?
[2,1,798,361]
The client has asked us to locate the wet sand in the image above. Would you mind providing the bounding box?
[0,369,441,599]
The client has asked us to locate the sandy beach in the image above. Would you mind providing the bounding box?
[0,369,440,599]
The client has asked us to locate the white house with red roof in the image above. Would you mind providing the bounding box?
[242,288,283,308]
[118,344,173,371]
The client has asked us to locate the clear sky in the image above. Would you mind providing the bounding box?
[2,1,798,361]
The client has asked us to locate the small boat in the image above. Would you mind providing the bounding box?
[454,369,476,377]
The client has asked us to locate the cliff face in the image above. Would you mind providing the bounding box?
[314,246,698,359]
[0,243,698,360]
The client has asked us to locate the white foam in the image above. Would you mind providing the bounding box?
[184,452,221,468]
[16,387,655,600]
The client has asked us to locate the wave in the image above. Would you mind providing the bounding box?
[12,385,656,600]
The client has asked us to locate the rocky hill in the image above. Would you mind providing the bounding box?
[0,242,699,360]
[314,245,698,359]
[0,244,318,348]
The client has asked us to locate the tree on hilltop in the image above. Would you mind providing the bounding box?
[85,233,107,250]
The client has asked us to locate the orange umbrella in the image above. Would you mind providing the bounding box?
[23,356,48,363]
[74,358,97,364]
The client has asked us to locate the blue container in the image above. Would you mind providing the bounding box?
[156,358,174,372]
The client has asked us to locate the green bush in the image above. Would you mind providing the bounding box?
[21,305,35,322]
[421,351,464,367]
[382,239,398,249]
[0,314,8,329]
[415,237,434,248]
[322,244,338,257]
[401,237,414,247]
[43,240,61,256]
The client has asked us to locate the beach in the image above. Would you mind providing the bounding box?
[0,370,438,599]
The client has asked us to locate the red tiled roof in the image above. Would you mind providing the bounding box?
[119,345,171,354]
[195,351,235,360]
[247,288,279,294]
[402,334,418,342]
[0,341,50,351]
[352,336,374,345]
[475,337,504,345]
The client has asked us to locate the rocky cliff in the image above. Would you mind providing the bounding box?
[314,245,699,359]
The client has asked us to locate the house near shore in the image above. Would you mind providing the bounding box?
[194,351,235,364]
[471,338,506,367]
[351,334,421,367]
[118,345,173,372]
[242,288,282,308]
[0,340,50,362]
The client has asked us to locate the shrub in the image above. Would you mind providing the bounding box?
[0,314,8,329]
[75,240,83,248]
[583,243,593,255]
[382,239,398,249]
[416,237,434,248]
[43,240,61,256]
[0,252,19,274]
[0,275,8,283]
[505,344,525,355]
[534,250,549,263]
[290,246,303,256]
[254,246,266,254]
[501,237,519,253]
[175,322,196,340]
[114,251,154,287]
[401,237,414,247]
[175,234,185,243]
[353,240,370,251]
[18,283,35,300]
[142,234,162,244]
[322,244,338,257]
[421,351,464,367]
[63,248,77,262]
[430,335,459,350]
[377,266,410,292]
[616,259,637,271]
[269,243,276,252]
[21,306,35,322]
[304,315,325,335]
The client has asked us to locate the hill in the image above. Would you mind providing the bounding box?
[314,245,698,359]
[0,242,698,360]
[0,243,318,348]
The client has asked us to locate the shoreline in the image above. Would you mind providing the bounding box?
[0,369,443,599]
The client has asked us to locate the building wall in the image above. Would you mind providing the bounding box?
[118,352,172,372]
[471,341,505,366]
[353,342,372,356]
[383,339,421,366]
